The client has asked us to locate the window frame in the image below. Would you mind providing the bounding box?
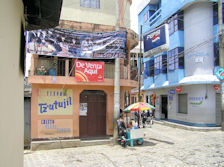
[144,58,154,78]
[154,54,167,75]
[214,42,219,66]
[143,11,149,23]
[178,93,188,114]
[80,0,100,9]
[168,47,184,71]
[168,12,184,36]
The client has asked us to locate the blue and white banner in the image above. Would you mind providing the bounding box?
[143,24,169,58]
[26,28,127,59]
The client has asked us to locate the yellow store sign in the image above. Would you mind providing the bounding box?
[38,88,73,115]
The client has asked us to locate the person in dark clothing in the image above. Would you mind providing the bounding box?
[141,111,147,128]
[117,112,128,147]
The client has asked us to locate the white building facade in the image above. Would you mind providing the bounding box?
[138,0,222,127]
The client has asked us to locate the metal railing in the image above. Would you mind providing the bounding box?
[149,8,162,27]
[34,57,137,80]
[35,57,65,76]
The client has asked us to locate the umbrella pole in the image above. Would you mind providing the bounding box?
[138,111,140,128]
[126,113,128,128]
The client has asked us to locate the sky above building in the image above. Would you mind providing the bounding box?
[130,0,145,34]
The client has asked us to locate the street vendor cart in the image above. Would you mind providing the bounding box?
[117,102,155,147]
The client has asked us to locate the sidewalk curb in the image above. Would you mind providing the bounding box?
[30,138,113,151]
[154,120,222,132]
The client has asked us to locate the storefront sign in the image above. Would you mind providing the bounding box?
[38,119,73,138]
[169,90,175,94]
[79,103,87,116]
[150,94,156,106]
[38,89,73,115]
[27,28,127,59]
[75,60,104,82]
[143,24,169,58]
[176,86,182,93]
[189,97,204,107]
[215,68,224,80]
[214,84,219,91]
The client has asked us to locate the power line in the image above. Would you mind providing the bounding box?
[144,32,220,72]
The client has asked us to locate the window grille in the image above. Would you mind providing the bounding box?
[80,0,100,9]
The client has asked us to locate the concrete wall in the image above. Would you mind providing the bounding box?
[138,4,157,37]
[144,84,217,126]
[24,98,31,147]
[184,2,214,76]
[123,0,131,28]
[168,85,216,125]
[0,0,24,166]
[61,0,131,28]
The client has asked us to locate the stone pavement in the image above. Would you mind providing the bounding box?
[24,124,224,167]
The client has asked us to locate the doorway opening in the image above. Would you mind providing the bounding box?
[161,95,168,120]
[79,90,106,139]
[216,93,221,126]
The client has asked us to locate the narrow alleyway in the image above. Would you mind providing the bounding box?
[24,124,224,167]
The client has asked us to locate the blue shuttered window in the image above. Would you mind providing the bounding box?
[80,0,100,9]
[144,58,154,78]
[168,47,184,71]
[168,12,184,36]
[154,54,167,75]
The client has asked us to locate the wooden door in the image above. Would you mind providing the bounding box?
[79,90,106,138]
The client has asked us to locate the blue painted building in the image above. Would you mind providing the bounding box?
[138,0,223,127]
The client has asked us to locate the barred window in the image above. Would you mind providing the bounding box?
[214,43,219,66]
[168,12,184,36]
[144,58,154,78]
[154,54,167,75]
[168,47,184,71]
[80,0,100,9]
[178,94,188,114]
[143,11,149,23]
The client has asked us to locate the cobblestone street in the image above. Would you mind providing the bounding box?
[24,124,224,167]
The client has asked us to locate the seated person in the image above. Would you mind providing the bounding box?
[117,114,127,138]
[131,119,138,129]
[128,120,133,128]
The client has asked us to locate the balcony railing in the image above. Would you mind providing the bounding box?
[149,8,161,27]
[34,57,136,80]
[35,58,66,76]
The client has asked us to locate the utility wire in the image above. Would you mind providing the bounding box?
[144,32,220,72]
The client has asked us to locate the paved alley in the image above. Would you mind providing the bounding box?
[24,124,224,167]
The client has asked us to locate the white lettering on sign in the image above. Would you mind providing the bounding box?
[76,61,102,69]
[147,30,160,40]
[76,61,103,75]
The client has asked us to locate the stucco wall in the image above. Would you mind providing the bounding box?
[31,84,118,139]
[60,0,131,28]
[144,84,217,126]
[0,0,24,167]
[123,0,131,28]
[184,2,214,76]
[168,85,216,125]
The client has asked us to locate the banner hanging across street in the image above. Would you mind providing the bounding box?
[75,60,104,82]
[26,28,127,59]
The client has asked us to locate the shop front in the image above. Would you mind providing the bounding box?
[144,84,220,127]
[31,85,116,140]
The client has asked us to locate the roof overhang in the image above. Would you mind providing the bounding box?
[23,0,63,30]
[143,75,220,91]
